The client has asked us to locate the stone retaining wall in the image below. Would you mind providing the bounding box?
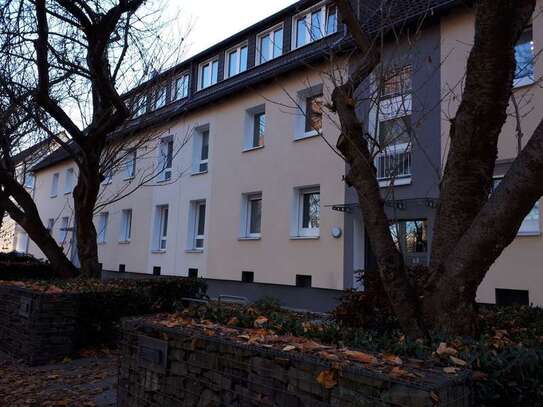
[118,318,472,406]
[0,285,76,365]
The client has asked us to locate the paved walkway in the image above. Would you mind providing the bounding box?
[0,350,117,407]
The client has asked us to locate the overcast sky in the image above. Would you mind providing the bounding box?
[167,0,298,60]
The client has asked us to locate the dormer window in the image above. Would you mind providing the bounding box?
[257,24,284,65]
[154,85,167,110]
[293,2,337,49]
[226,43,248,78]
[132,94,147,118]
[173,73,190,100]
[199,57,219,90]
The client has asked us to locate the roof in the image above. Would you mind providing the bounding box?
[33,0,464,173]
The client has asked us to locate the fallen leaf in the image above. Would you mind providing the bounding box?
[45,286,63,294]
[316,369,337,389]
[436,342,458,357]
[472,371,488,381]
[343,350,378,364]
[390,366,415,378]
[431,391,440,404]
[449,355,467,367]
[282,345,296,352]
[254,316,269,328]
[237,334,251,340]
[318,351,340,361]
[383,354,403,365]
[443,367,459,374]
[227,317,239,326]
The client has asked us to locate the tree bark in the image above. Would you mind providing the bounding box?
[73,153,102,278]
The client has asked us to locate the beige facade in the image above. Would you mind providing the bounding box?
[440,2,543,305]
[28,67,348,291]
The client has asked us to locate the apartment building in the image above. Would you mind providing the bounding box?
[23,0,543,309]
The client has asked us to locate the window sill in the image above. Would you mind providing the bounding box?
[98,242,107,246]
[242,145,264,153]
[238,236,261,241]
[185,249,204,253]
[50,195,57,199]
[379,177,412,188]
[118,240,131,245]
[294,131,320,142]
[517,231,541,237]
[64,191,72,195]
[151,249,167,254]
[191,170,208,177]
[123,176,135,181]
[289,235,320,240]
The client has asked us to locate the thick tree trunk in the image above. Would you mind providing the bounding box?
[74,155,101,279]
[0,188,76,278]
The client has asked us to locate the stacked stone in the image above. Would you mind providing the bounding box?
[118,318,472,407]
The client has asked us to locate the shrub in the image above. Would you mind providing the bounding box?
[0,252,55,280]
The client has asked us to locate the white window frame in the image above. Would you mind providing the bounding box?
[119,209,133,243]
[64,168,74,194]
[372,67,413,186]
[198,57,219,90]
[172,73,190,100]
[97,212,109,244]
[225,42,248,78]
[154,85,167,110]
[292,2,337,50]
[59,216,69,243]
[50,173,59,197]
[243,105,266,151]
[24,173,35,190]
[133,94,147,117]
[158,136,174,182]
[123,149,137,179]
[153,205,169,251]
[188,200,206,251]
[292,186,321,238]
[240,192,262,239]
[192,126,210,174]
[256,24,284,65]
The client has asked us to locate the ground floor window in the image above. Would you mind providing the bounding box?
[389,219,428,265]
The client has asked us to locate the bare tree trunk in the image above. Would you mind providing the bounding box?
[73,155,101,278]
[0,186,76,278]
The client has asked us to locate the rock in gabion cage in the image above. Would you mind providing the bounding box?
[118,317,472,406]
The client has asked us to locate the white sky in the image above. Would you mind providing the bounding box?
[167,0,298,60]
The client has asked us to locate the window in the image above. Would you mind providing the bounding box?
[257,25,283,64]
[226,44,248,78]
[59,216,69,243]
[496,289,529,306]
[293,3,337,49]
[46,218,55,233]
[123,149,137,179]
[199,58,219,90]
[253,112,266,148]
[154,86,167,110]
[119,209,132,242]
[173,73,190,100]
[375,65,413,182]
[24,173,35,190]
[193,128,209,173]
[102,167,113,185]
[305,93,323,133]
[514,28,534,87]
[188,268,198,278]
[15,231,28,253]
[153,205,169,251]
[97,212,109,244]
[119,264,126,273]
[241,193,262,238]
[294,187,320,237]
[242,271,254,283]
[189,200,206,250]
[159,137,174,181]
[296,275,312,288]
[493,177,540,235]
[244,106,266,150]
[389,219,428,265]
[133,94,147,117]
[64,168,74,194]
[50,173,59,197]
